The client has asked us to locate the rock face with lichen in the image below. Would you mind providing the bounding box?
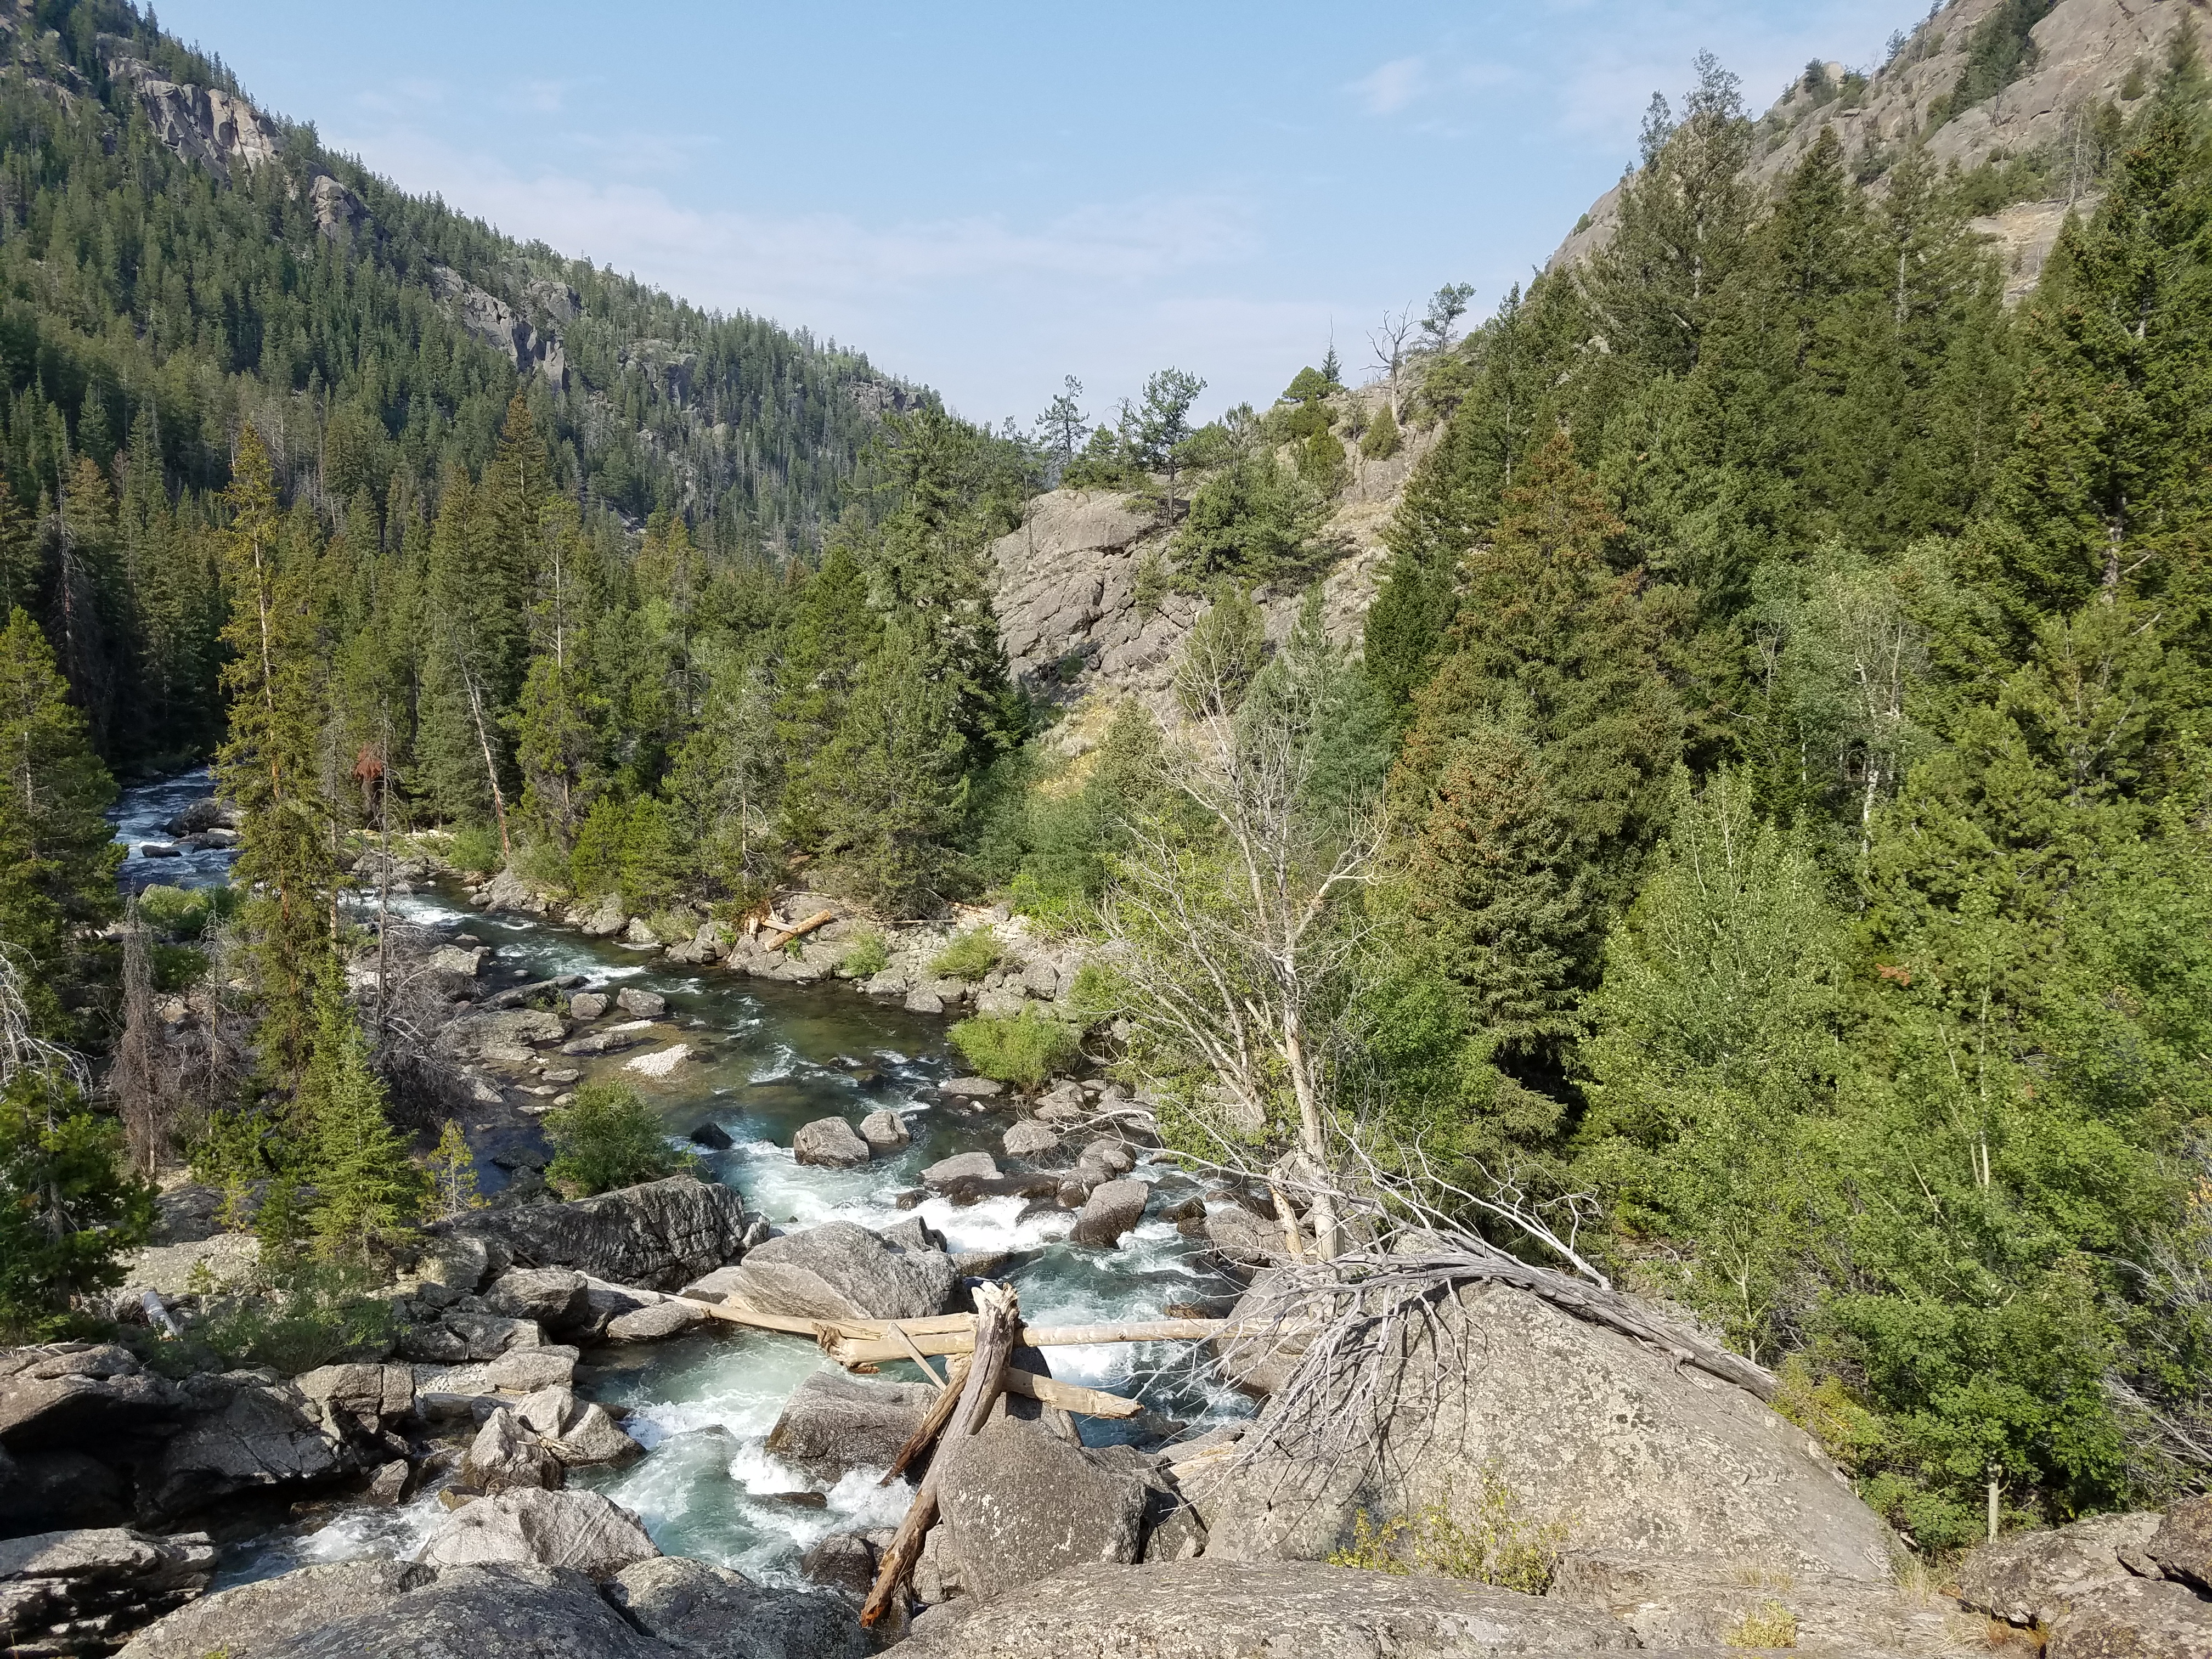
[1551,0,2203,302]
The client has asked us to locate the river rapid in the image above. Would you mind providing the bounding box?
[108,772,1251,1590]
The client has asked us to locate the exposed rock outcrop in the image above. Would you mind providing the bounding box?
[428,265,569,389]
[1188,1279,1897,1580]
[894,1559,1638,1658]
[990,458,1422,729]
[445,1174,749,1290]
[125,1561,665,1659]
[105,54,280,182]
[0,1526,215,1658]
[1552,0,2202,302]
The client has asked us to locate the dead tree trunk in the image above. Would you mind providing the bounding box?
[860,1282,1019,1628]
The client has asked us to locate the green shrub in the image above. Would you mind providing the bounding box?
[570,795,687,914]
[841,930,890,978]
[136,882,239,941]
[510,836,571,896]
[150,942,206,991]
[0,1075,154,1341]
[949,1006,1081,1092]
[1325,1469,1566,1594]
[930,928,1003,981]
[185,1262,397,1375]
[1361,402,1402,460]
[544,1082,693,1198]
[448,824,502,876]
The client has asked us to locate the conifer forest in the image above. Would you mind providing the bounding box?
[4,0,2212,1599]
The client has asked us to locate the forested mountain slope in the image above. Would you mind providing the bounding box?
[0,0,916,771]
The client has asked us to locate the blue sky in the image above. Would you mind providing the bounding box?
[156,1,1929,429]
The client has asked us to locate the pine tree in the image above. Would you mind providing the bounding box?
[1977,80,2212,637]
[817,620,968,911]
[0,607,121,1035]
[296,967,423,1262]
[216,427,334,1086]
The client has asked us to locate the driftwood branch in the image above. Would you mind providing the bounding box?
[861,1283,1019,1628]
[760,909,837,951]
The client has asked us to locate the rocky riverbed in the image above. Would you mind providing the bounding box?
[16,774,2209,1657]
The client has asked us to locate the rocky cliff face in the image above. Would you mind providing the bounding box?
[105,51,280,184]
[1553,0,2200,302]
[990,409,1432,740]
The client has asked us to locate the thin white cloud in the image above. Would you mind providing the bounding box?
[1348,56,1429,116]
[345,127,1255,311]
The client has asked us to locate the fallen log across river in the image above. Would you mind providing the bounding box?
[575,1274,1203,1420]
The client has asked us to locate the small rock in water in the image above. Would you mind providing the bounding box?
[802,1530,878,1597]
[904,988,945,1015]
[138,840,182,857]
[793,1117,871,1168]
[688,1121,734,1150]
[603,1300,702,1342]
[452,933,483,947]
[922,1151,998,1188]
[541,1066,582,1085]
[940,1076,1005,1100]
[569,991,608,1019]
[615,987,667,1017]
[765,1490,830,1508]
[623,1043,691,1079]
[362,1459,411,1506]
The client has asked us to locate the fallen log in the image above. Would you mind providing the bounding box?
[861,1282,1019,1628]
[823,1318,1223,1368]
[1001,1368,1140,1419]
[760,907,837,951]
[881,1355,972,1485]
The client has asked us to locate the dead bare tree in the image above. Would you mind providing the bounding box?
[0,945,87,1093]
[1092,604,1386,1260]
[112,895,172,1175]
[1367,304,1418,423]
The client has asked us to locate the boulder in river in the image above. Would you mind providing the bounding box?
[417,1486,660,1579]
[939,1076,1005,1101]
[792,1117,870,1169]
[445,1173,749,1291]
[569,991,609,1019]
[615,986,668,1017]
[1070,1178,1147,1248]
[894,1559,1637,1659]
[116,1558,428,1659]
[857,1109,910,1151]
[713,1221,955,1322]
[764,1370,936,1484]
[1188,1279,1899,1579]
[575,894,628,936]
[687,1120,734,1150]
[461,1406,563,1494]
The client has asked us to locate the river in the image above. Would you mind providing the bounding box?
[106,772,1250,1590]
